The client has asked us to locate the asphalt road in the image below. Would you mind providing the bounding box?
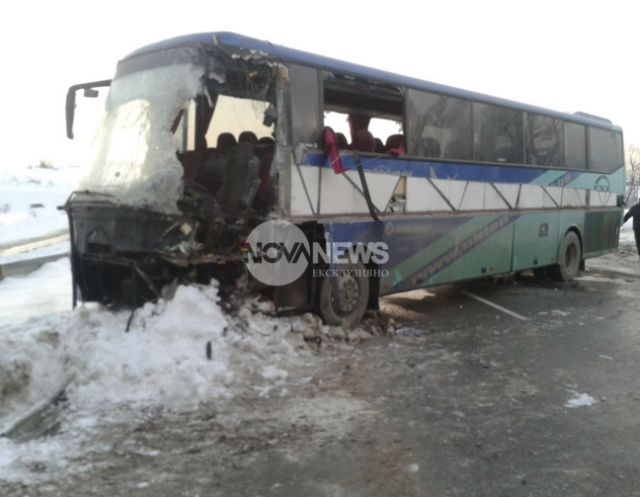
[2,263,640,497]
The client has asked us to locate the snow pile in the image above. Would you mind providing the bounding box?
[0,319,68,427]
[67,284,234,408]
[0,164,78,246]
[0,281,305,425]
[565,392,596,408]
[0,432,80,483]
[0,278,317,484]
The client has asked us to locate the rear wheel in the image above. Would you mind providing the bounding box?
[549,231,581,282]
[317,262,370,327]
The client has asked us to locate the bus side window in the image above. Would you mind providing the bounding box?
[473,103,523,164]
[588,127,624,173]
[405,89,472,160]
[564,122,586,169]
[421,137,441,158]
[526,114,562,166]
[322,73,404,153]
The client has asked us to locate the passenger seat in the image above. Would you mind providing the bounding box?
[385,134,405,156]
[216,141,260,215]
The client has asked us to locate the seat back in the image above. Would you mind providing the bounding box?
[216,142,260,214]
[385,134,405,156]
[351,129,376,153]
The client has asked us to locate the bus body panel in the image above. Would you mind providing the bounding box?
[320,205,619,297]
[512,213,561,271]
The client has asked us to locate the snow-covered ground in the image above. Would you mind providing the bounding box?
[0,282,318,484]
[0,258,71,329]
[619,216,636,247]
[0,165,78,247]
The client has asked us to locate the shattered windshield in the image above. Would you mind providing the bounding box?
[79,61,205,214]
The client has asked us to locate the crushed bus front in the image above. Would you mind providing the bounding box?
[63,40,285,307]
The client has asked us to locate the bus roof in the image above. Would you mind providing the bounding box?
[124,32,620,131]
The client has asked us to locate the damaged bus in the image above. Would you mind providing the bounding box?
[64,32,625,326]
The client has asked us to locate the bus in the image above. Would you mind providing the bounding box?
[63,32,625,326]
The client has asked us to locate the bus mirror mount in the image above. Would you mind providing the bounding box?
[65,79,111,139]
[66,88,77,139]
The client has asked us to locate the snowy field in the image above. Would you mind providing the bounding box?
[1,163,639,486]
[0,165,78,247]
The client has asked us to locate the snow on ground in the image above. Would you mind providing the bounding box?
[620,209,635,240]
[0,164,78,246]
[0,240,69,266]
[0,258,71,329]
[565,392,597,408]
[620,216,636,246]
[0,278,317,484]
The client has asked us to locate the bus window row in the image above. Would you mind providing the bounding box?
[404,89,623,172]
[319,76,623,173]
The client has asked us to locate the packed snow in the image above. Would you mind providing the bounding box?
[565,392,596,408]
[0,278,317,483]
[0,281,302,417]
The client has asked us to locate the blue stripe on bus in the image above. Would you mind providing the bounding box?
[323,214,519,292]
[325,216,473,269]
[305,152,548,184]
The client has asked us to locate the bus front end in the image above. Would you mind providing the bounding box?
[64,39,284,306]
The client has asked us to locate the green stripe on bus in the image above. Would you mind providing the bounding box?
[383,214,508,290]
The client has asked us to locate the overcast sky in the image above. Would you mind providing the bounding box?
[0,0,637,170]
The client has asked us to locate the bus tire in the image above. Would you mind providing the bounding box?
[549,231,581,282]
[317,262,370,328]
